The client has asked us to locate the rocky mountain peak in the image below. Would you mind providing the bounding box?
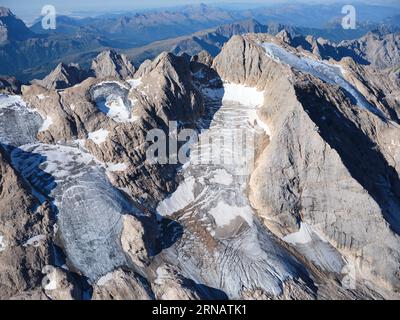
[32,62,88,90]
[215,18,267,38]
[91,50,135,80]
[0,7,34,42]
[0,7,13,17]
[276,29,293,44]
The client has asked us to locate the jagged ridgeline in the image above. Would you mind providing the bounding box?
[0,3,400,300]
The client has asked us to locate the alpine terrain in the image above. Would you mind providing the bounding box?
[0,3,400,300]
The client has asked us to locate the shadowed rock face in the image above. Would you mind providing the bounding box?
[0,76,21,94]
[0,7,34,43]
[0,143,52,300]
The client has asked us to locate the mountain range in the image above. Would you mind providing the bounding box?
[1,3,400,81]
[0,3,400,301]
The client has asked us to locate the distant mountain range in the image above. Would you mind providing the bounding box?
[0,3,399,81]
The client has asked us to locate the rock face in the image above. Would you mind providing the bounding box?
[0,145,51,299]
[0,7,34,43]
[120,215,150,269]
[339,32,400,69]
[91,50,135,80]
[0,76,21,94]
[214,33,400,297]
[170,19,286,58]
[33,63,89,90]
[279,30,400,70]
[92,269,153,300]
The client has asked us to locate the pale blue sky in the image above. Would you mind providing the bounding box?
[1,0,399,23]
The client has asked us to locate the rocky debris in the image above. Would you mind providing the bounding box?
[91,50,135,80]
[92,269,154,300]
[0,76,21,94]
[32,63,89,90]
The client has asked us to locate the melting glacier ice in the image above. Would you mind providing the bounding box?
[262,42,385,118]
[0,94,139,282]
[90,82,134,122]
[0,94,43,147]
[157,83,310,298]
[11,143,139,282]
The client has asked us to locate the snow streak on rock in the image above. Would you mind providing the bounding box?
[262,42,385,118]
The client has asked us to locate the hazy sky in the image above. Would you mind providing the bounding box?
[1,0,399,22]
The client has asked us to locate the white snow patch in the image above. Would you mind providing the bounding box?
[97,272,114,286]
[12,144,98,182]
[262,42,383,117]
[39,116,53,132]
[222,83,264,106]
[106,162,127,172]
[209,201,254,228]
[154,266,170,285]
[23,234,46,247]
[99,80,130,90]
[210,169,233,186]
[88,129,109,145]
[157,176,196,216]
[97,97,138,123]
[0,235,7,252]
[283,223,313,245]
[72,139,87,149]
[107,97,131,122]
[127,78,142,89]
[43,277,57,290]
[0,94,25,108]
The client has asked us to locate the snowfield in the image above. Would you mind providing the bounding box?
[88,129,109,145]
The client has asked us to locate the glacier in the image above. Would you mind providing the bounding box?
[262,42,386,119]
[0,93,140,283]
[156,83,312,298]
